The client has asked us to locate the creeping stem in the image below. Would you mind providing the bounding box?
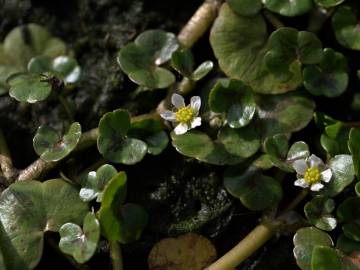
[110,241,123,270]
[0,129,17,183]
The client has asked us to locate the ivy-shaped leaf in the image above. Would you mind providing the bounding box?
[262,0,312,17]
[33,122,82,162]
[264,134,293,172]
[304,196,337,231]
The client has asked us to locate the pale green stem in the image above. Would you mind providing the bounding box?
[263,10,284,29]
[110,241,123,270]
[0,129,16,182]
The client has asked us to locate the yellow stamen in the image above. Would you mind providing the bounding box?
[304,167,321,184]
[175,107,195,123]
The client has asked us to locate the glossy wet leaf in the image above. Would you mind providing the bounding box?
[337,197,360,242]
[318,155,354,197]
[33,122,82,162]
[209,79,256,128]
[332,6,360,50]
[7,72,52,103]
[59,212,100,264]
[255,91,315,138]
[192,61,213,81]
[262,0,312,17]
[128,119,169,155]
[311,246,342,270]
[0,179,88,269]
[171,48,194,77]
[227,0,262,16]
[303,48,348,97]
[293,227,333,270]
[224,166,282,210]
[265,28,322,81]
[264,134,293,172]
[314,0,344,8]
[52,56,81,84]
[97,109,148,164]
[348,128,360,179]
[304,196,337,231]
[117,30,178,88]
[171,129,253,165]
[210,4,302,94]
[79,164,118,202]
[287,141,310,162]
[27,56,52,73]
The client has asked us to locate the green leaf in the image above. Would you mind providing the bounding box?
[210,3,302,94]
[59,212,100,264]
[337,197,360,242]
[52,56,81,84]
[304,196,337,231]
[7,72,52,103]
[264,134,293,172]
[287,141,310,162]
[337,234,360,255]
[117,30,178,88]
[262,0,312,17]
[255,91,315,138]
[27,56,52,73]
[128,119,169,155]
[0,179,88,269]
[303,48,348,97]
[311,246,342,270]
[79,164,118,202]
[265,28,322,81]
[227,0,262,16]
[348,128,360,179]
[319,155,354,197]
[33,122,82,162]
[97,109,148,164]
[314,0,344,8]
[192,61,214,81]
[209,79,256,128]
[98,172,148,243]
[171,48,194,77]
[293,227,333,270]
[332,6,360,50]
[224,166,282,210]
[355,182,360,197]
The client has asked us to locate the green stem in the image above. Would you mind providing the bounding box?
[263,10,284,29]
[110,241,123,270]
[0,129,16,182]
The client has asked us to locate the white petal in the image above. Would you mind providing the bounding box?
[310,183,324,191]
[190,117,201,128]
[294,178,309,188]
[320,169,332,183]
[160,110,176,121]
[292,159,307,175]
[171,93,185,109]
[308,154,324,168]
[190,96,201,112]
[174,123,189,135]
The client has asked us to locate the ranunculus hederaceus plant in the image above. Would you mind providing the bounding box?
[1,0,360,269]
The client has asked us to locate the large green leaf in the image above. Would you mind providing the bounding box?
[0,179,88,269]
[210,3,302,94]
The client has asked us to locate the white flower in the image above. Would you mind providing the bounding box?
[160,93,201,135]
[292,154,332,192]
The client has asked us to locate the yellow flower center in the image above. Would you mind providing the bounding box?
[175,107,195,123]
[304,167,321,184]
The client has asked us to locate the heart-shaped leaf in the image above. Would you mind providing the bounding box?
[318,155,354,197]
[97,109,148,164]
[117,30,178,88]
[171,48,194,77]
[0,179,88,269]
[265,28,322,81]
[314,0,344,8]
[210,3,302,94]
[303,48,348,97]
[59,212,100,264]
[348,128,360,179]
[7,72,52,103]
[304,196,337,231]
[332,6,360,50]
[262,0,312,17]
[33,122,82,162]
[293,227,333,270]
[209,79,256,128]
[264,134,293,172]
[79,164,118,202]
[224,166,282,210]
[337,197,360,242]
[227,0,262,16]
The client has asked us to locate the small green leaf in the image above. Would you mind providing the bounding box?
[79,164,118,202]
[192,61,213,81]
[314,0,344,8]
[33,122,82,162]
[224,166,282,210]
[7,72,52,103]
[319,155,354,197]
[0,179,88,269]
[332,6,360,50]
[337,234,360,255]
[97,109,148,164]
[311,246,342,270]
[264,134,293,172]
[59,212,100,264]
[262,0,312,17]
[52,56,81,84]
[355,182,360,197]
[304,196,337,231]
[348,128,360,179]
[209,79,256,128]
[27,56,52,73]
[171,48,194,77]
[227,0,262,16]
[293,227,333,270]
[287,141,310,162]
[337,197,360,242]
